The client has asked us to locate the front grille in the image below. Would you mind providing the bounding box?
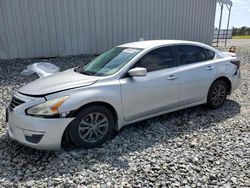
[10,96,25,110]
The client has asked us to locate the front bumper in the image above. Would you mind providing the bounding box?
[6,94,74,150]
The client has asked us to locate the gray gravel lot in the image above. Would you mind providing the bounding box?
[0,40,249,187]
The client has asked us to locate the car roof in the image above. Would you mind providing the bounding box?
[118,40,209,50]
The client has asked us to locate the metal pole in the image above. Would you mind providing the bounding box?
[217,3,223,47]
[225,5,232,47]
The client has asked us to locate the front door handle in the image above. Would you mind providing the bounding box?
[205,66,214,70]
[167,75,177,80]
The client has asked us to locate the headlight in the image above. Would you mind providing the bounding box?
[26,96,69,117]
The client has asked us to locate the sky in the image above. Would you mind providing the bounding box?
[215,0,250,28]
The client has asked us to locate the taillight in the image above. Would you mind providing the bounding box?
[230,60,240,70]
[229,46,236,53]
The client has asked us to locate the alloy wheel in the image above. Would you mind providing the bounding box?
[78,112,109,143]
[211,84,226,106]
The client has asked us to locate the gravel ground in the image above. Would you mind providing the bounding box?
[0,40,249,187]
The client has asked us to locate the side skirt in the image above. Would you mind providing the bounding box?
[117,99,206,130]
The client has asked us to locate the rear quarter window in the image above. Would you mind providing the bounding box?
[177,45,207,65]
[205,49,215,60]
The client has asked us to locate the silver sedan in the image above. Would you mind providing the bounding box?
[6,40,241,150]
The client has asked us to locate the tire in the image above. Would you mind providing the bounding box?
[68,105,115,148]
[207,80,228,109]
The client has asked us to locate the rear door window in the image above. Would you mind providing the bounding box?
[177,45,207,65]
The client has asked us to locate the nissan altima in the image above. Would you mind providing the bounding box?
[6,40,241,150]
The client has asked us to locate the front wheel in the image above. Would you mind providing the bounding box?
[68,105,115,148]
[207,80,228,109]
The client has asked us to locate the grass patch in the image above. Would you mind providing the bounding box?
[232,35,250,39]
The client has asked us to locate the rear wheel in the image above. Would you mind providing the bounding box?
[207,80,227,109]
[68,105,115,148]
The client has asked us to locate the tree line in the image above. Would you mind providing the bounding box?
[232,27,250,36]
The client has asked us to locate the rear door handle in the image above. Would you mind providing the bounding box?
[167,75,177,80]
[205,66,214,70]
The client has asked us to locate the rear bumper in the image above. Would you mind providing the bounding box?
[7,107,74,150]
[231,70,241,93]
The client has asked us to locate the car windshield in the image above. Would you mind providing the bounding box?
[77,47,142,76]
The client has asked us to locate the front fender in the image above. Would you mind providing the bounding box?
[45,81,123,120]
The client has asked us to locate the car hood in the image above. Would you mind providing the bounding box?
[18,69,98,96]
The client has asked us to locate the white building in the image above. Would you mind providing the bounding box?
[0,0,232,59]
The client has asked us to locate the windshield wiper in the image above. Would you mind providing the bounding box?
[75,68,96,76]
[81,71,95,76]
[74,65,104,76]
[74,66,80,72]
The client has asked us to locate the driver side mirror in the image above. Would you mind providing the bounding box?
[128,67,147,77]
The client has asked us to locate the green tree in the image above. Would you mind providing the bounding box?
[232,26,250,36]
